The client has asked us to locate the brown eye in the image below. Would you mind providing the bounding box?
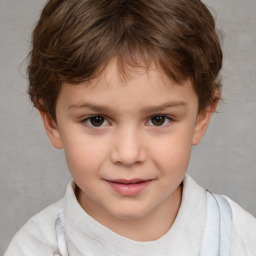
[148,115,171,127]
[89,116,105,127]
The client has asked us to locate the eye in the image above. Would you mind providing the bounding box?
[83,116,109,127]
[147,115,172,127]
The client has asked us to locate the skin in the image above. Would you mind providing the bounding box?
[40,61,217,241]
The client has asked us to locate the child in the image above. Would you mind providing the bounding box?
[5,0,256,255]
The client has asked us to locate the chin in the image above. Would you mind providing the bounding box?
[110,205,151,220]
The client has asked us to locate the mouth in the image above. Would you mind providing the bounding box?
[105,179,153,196]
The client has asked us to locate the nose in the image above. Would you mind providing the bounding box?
[110,127,146,167]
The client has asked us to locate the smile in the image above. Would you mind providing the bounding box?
[105,179,152,196]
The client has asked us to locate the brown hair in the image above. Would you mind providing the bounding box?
[28,0,222,120]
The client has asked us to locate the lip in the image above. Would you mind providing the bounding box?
[105,179,152,196]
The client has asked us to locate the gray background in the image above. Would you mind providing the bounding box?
[1,0,255,253]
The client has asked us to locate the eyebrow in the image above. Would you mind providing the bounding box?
[141,102,187,113]
[68,101,186,113]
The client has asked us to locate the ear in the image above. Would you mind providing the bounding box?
[39,110,63,149]
[192,99,218,146]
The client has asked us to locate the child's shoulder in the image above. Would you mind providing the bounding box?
[225,196,256,255]
[4,199,62,256]
[186,175,256,254]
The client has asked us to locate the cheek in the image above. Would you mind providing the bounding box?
[62,135,107,180]
[151,132,193,174]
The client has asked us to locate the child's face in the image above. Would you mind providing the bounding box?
[41,61,213,224]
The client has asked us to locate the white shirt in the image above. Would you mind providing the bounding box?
[4,175,256,255]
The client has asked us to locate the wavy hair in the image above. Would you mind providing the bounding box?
[28,0,222,120]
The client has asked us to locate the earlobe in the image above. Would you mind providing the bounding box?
[39,111,63,149]
[192,100,218,146]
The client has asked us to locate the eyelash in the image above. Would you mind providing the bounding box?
[81,115,173,128]
[146,115,173,127]
[81,115,110,127]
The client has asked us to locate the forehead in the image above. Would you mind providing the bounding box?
[68,59,191,91]
[57,60,198,114]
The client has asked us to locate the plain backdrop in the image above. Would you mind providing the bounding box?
[1,0,256,254]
